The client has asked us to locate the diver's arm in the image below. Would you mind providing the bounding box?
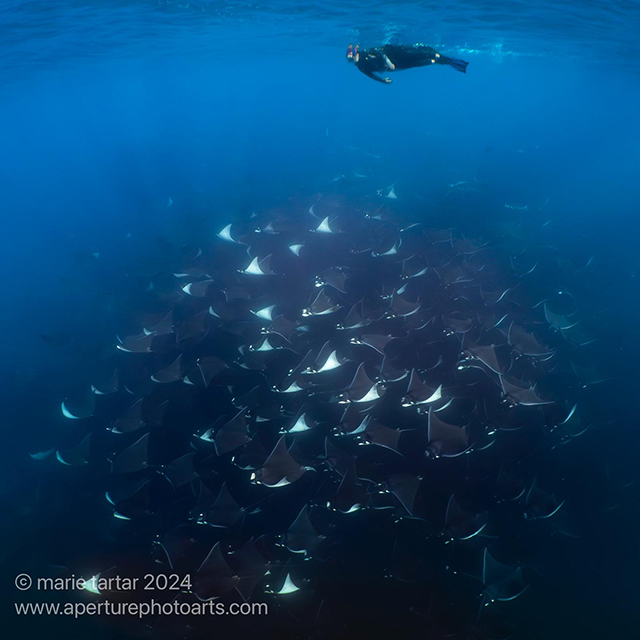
[358,67,392,84]
[382,54,395,70]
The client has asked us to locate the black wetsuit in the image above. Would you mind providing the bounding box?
[355,44,468,84]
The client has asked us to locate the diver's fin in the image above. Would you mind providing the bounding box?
[443,56,469,73]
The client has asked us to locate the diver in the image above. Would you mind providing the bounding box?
[346,44,469,84]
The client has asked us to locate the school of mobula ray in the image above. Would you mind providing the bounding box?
[35,191,621,639]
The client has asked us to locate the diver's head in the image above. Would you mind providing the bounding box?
[346,44,354,62]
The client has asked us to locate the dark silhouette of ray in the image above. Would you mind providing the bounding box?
[461,344,503,375]
[111,433,150,474]
[61,389,95,420]
[174,266,207,279]
[386,474,422,516]
[249,333,300,356]
[482,284,519,306]
[289,242,306,257]
[144,310,174,336]
[304,288,341,317]
[372,236,401,258]
[215,409,251,455]
[233,435,269,471]
[117,332,154,353]
[92,369,119,395]
[253,436,307,487]
[159,526,197,571]
[536,499,581,537]
[193,542,240,601]
[558,254,594,274]
[338,404,370,434]
[445,494,487,540]
[480,311,511,331]
[510,251,539,278]
[387,293,421,318]
[552,404,591,440]
[454,235,489,255]
[485,399,528,433]
[39,330,73,348]
[500,377,553,407]
[266,314,297,340]
[525,479,565,520]
[273,372,308,394]
[228,538,270,601]
[571,361,609,386]
[439,265,474,287]
[191,479,218,517]
[337,302,368,330]
[496,465,527,502]
[318,268,349,294]
[182,279,215,297]
[544,304,579,331]
[203,482,245,527]
[305,340,344,374]
[146,399,168,428]
[218,223,249,245]
[111,398,145,434]
[196,417,226,447]
[284,505,325,555]
[282,408,317,434]
[196,356,227,387]
[323,437,353,476]
[312,216,340,234]
[483,549,529,602]
[151,354,182,383]
[232,385,261,409]
[402,369,443,406]
[208,300,233,321]
[443,316,474,334]
[507,323,552,357]
[106,478,151,513]
[224,286,252,302]
[427,409,470,458]
[269,571,301,596]
[365,420,404,454]
[378,357,409,383]
[401,256,429,279]
[177,310,209,344]
[340,363,382,403]
[362,298,387,323]
[561,322,597,347]
[110,480,151,519]
[180,244,203,262]
[251,303,278,322]
[56,433,91,466]
[240,255,276,276]
[331,460,368,513]
[258,220,285,234]
[351,333,395,355]
[163,453,197,490]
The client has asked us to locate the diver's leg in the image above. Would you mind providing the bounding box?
[392,47,437,69]
[408,54,437,68]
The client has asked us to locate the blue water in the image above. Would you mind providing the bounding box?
[1,1,639,638]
